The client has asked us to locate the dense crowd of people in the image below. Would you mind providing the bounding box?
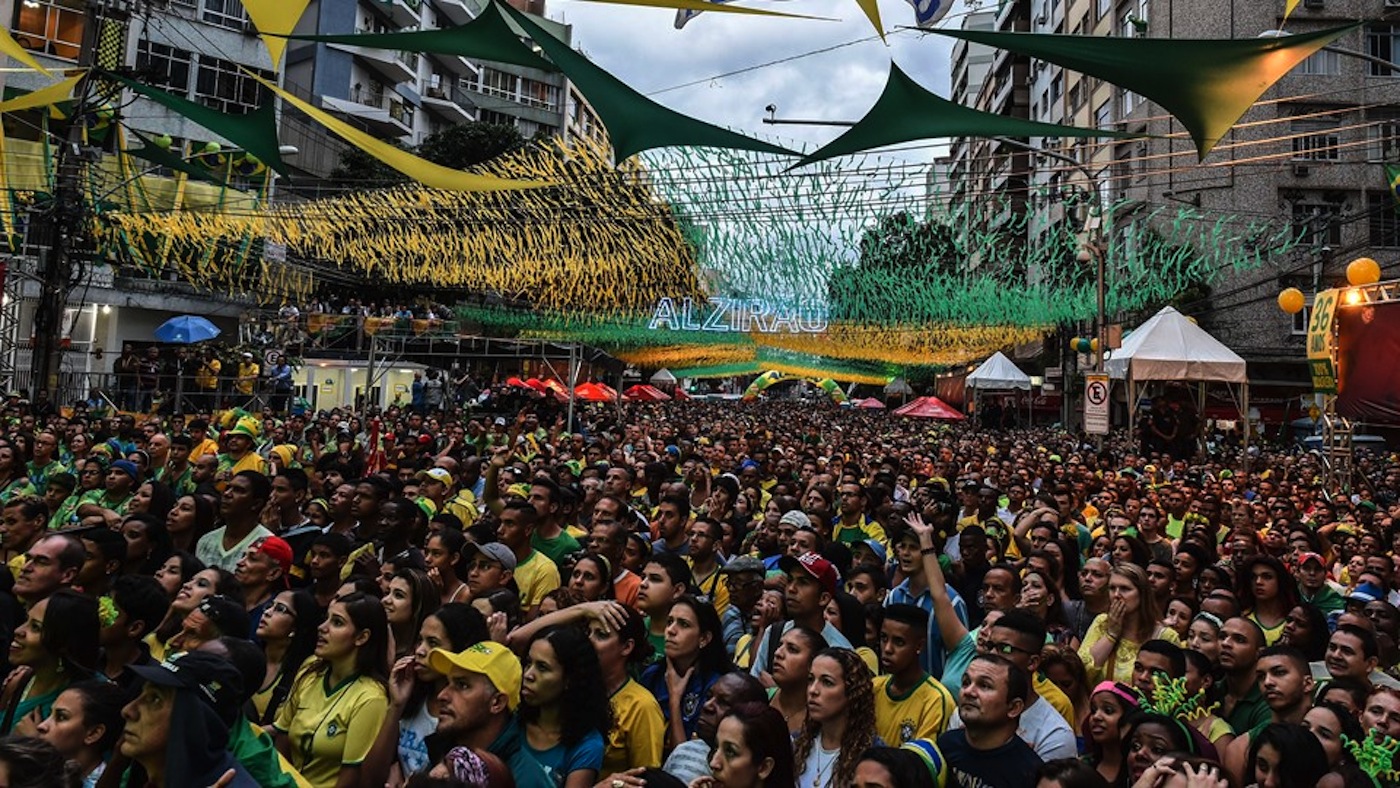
[0,394,1395,788]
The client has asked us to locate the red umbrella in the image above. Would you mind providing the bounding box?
[524,378,548,392]
[575,382,617,402]
[505,376,531,389]
[892,396,965,420]
[624,384,671,401]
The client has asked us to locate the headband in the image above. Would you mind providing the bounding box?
[1092,681,1141,710]
[1192,611,1224,631]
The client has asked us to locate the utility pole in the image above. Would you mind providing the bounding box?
[28,3,112,395]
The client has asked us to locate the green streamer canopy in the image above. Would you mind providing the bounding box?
[497,0,797,162]
[281,1,556,72]
[106,72,288,174]
[125,130,235,188]
[930,24,1356,159]
[795,62,1139,168]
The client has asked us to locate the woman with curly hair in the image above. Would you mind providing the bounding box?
[793,647,878,788]
[519,625,612,788]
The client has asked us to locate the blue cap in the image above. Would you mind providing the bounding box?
[110,460,139,480]
[856,538,887,565]
[1349,582,1386,605]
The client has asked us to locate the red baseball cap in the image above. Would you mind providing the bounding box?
[253,535,295,578]
[779,552,838,595]
[1298,552,1326,567]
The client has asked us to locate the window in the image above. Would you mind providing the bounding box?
[194,55,272,112]
[1293,203,1342,247]
[1097,0,1110,20]
[1291,121,1341,160]
[1119,9,1135,38]
[518,77,559,111]
[136,40,194,95]
[11,0,85,60]
[1292,304,1312,335]
[1370,193,1400,247]
[1370,112,1400,161]
[478,69,516,100]
[1094,99,1111,130]
[1121,88,1138,116]
[1049,73,1062,105]
[1367,24,1400,77]
[477,108,517,127]
[1297,49,1341,75]
[1068,82,1083,112]
[201,0,248,30]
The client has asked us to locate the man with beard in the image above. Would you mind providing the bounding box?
[425,642,552,788]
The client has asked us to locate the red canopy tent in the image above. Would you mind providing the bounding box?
[892,396,965,420]
[575,382,618,402]
[857,398,886,409]
[505,376,531,389]
[672,388,690,400]
[524,378,548,392]
[624,384,671,401]
[540,379,569,401]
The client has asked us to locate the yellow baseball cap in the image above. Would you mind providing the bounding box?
[428,642,521,709]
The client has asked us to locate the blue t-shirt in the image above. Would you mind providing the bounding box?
[640,663,720,742]
[938,727,1044,788]
[526,729,605,788]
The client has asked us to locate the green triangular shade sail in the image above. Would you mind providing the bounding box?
[125,130,236,188]
[795,63,1138,168]
[497,0,796,162]
[106,72,288,174]
[932,24,1356,159]
[280,1,556,73]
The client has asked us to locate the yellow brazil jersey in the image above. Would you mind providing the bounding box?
[687,560,730,618]
[831,516,888,548]
[273,667,388,788]
[601,678,665,779]
[192,437,221,462]
[873,673,956,745]
[1034,672,1078,730]
[444,490,477,527]
[513,550,560,609]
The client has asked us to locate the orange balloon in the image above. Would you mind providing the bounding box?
[1277,288,1305,314]
[1347,257,1381,286]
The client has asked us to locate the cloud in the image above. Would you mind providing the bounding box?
[550,0,960,155]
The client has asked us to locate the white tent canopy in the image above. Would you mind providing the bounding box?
[650,368,677,385]
[966,351,1032,391]
[1105,306,1247,383]
[1105,306,1249,456]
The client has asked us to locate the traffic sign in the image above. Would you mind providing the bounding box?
[1085,373,1110,435]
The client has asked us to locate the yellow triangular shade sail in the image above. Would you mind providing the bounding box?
[0,73,82,113]
[0,27,52,76]
[241,0,314,69]
[252,73,553,192]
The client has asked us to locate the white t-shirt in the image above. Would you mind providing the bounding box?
[397,701,437,778]
[195,525,274,573]
[948,694,1077,761]
[794,742,842,788]
[662,739,711,785]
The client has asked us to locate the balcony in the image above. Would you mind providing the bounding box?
[427,47,477,77]
[330,38,419,85]
[422,80,477,123]
[433,0,475,26]
[322,85,415,137]
[369,0,423,28]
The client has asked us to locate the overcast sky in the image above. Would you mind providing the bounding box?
[546,0,964,156]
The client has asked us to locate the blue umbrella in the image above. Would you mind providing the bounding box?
[155,315,221,344]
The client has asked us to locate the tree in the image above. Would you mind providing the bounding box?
[417,123,527,170]
[327,122,528,189]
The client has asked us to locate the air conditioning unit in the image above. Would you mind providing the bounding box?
[1303,0,1324,8]
[1388,0,1400,8]
[1293,163,1312,177]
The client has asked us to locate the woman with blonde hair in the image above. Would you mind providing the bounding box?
[1077,563,1180,684]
